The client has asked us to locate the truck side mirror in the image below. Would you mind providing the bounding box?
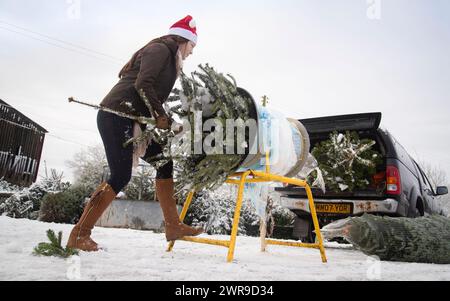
[435,186,448,196]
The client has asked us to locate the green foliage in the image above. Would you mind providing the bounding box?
[166,64,253,193]
[308,131,383,193]
[33,229,78,258]
[38,185,90,224]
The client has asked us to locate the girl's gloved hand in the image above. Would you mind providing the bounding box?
[156,116,170,129]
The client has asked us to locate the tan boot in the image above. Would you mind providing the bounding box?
[66,182,116,251]
[156,178,204,241]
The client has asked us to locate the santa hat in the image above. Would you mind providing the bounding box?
[169,15,197,45]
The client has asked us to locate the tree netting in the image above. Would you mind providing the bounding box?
[322,214,450,264]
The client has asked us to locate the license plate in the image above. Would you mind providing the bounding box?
[315,203,352,214]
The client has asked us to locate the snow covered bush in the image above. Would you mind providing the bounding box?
[0,170,70,219]
[0,178,20,193]
[0,179,20,205]
[266,202,296,239]
[0,192,35,219]
[38,185,90,224]
[271,203,296,227]
[184,185,260,236]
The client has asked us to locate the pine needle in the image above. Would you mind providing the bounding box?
[33,229,79,258]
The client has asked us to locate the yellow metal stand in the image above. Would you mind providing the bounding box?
[167,154,327,263]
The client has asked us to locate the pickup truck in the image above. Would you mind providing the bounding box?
[274,112,448,242]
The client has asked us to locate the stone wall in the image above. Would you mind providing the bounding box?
[96,200,180,231]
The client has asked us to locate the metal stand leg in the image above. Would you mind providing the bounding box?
[227,172,250,262]
[305,186,327,263]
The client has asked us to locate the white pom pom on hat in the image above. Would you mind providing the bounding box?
[169,15,198,45]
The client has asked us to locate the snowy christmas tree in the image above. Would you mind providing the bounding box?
[307,131,382,193]
[147,64,254,193]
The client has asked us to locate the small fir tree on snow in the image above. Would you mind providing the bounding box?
[33,229,78,258]
[307,131,382,193]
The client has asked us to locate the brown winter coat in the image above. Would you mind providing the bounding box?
[100,36,179,118]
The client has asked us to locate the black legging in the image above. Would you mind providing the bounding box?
[97,110,173,194]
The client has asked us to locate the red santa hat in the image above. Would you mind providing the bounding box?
[169,15,198,45]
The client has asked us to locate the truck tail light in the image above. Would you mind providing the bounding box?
[386,165,401,195]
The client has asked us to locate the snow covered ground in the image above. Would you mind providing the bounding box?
[1,216,449,281]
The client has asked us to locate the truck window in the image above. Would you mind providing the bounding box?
[413,161,427,184]
[421,168,436,195]
[393,140,416,174]
[414,161,435,195]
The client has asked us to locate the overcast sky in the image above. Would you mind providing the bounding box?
[1,0,449,183]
